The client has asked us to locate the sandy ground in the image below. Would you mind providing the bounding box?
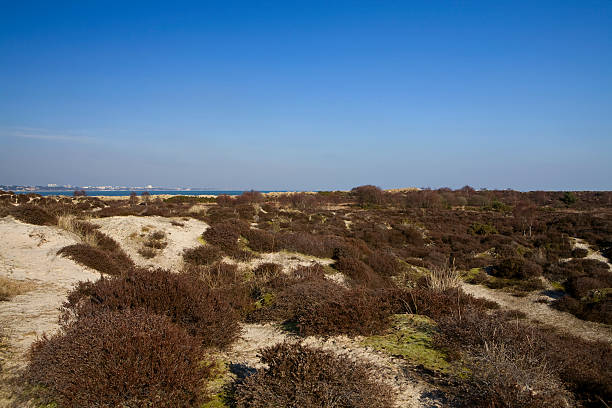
[90,215,209,270]
[0,217,100,406]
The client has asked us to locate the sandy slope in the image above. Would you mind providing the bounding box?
[90,215,209,270]
[0,217,100,406]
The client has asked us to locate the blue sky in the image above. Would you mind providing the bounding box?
[1,1,610,190]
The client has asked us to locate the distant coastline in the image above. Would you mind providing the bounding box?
[14,190,286,197]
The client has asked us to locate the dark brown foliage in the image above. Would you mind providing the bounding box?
[62,268,240,348]
[182,245,223,265]
[244,228,276,252]
[350,185,385,206]
[25,309,211,408]
[437,307,612,406]
[490,257,542,279]
[58,243,132,275]
[10,204,55,225]
[202,219,250,252]
[234,342,394,408]
[335,256,390,288]
[261,278,393,336]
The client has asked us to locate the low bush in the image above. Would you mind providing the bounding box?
[25,309,212,408]
[58,244,132,275]
[137,247,156,259]
[244,228,276,252]
[234,342,394,408]
[490,257,542,279]
[182,245,223,266]
[335,256,390,288]
[572,247,589,258]
[437,307,612,406]
[263,279,393,336]
[202,219,250,252]
[10,204,55,225]
[62,268,240,348]
[367,249,401,277]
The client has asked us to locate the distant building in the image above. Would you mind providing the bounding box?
[47,183,58,187]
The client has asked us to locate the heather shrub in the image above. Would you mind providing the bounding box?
[202,219,250,252]
[137,247,157,259]
[244,228,276,252]
[386,287,499,319]
[235,190,263,205]
[252,262,283,281]
[351,185,385,206]
[334,256,390,288]
[62,268,240,348]
[572,247,589,258]
[234,342,394,408]
[490,257,542,279]
[10,204,55,225]
[25,309,212,408]
[58,244,131,275]
[182,245,223,265]
[265,279,392,336]
[437,307,612,405]
[367,249,401,277]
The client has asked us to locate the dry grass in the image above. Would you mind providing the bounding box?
[57,214,99,247]
[425,265,461,291]
[0,276,37,301]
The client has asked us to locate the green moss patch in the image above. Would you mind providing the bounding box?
[362,314,452,374]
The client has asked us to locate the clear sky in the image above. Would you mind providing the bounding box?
[1,1,610,191]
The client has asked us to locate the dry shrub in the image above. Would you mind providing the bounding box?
[234,342,394,408]
[235,190,263,205]
[62,268,240,348]
[182,245,223,265]
[572,247,589,258]
[461,342,574,407]
[202,219,250,252]
[244,228,276,252]
[437,307,612,406]
[350,184,385,206]
[267,279,392,336]
[491,257,543,279]
[137,247,156,259]
[252,262,283,281]
[385,288,499,320]
[425,264,461,291]
[185,261,254,318]
[334,256,390,288]
[10,204,55,225]
[58,244,129,275]
[367,249,401,277]
[25,309,211,408]
[0,276,36,301]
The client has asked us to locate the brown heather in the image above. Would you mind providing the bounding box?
[25,309,212,408]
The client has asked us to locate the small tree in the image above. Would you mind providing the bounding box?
[560,191,577,206]
[351,185,384,206]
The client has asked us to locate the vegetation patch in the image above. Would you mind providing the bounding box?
[362,314,453,374]
[0,276,37,301]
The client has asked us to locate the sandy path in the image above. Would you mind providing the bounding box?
[461,282,612,343]
[90,215,209,270]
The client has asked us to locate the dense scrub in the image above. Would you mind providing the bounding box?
[62,268,240,348]
[25,309,212,408]
[234,342,394,408]
[5,187,612,407]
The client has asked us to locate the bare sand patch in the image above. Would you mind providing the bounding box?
[90,215,209,270]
